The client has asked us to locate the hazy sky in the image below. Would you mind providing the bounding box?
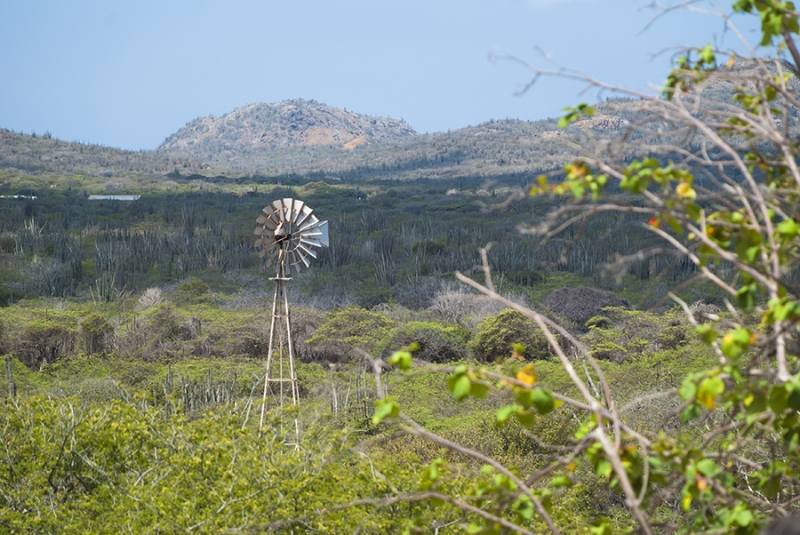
[0,1,759,151]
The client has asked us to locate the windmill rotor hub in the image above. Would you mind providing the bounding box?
[254,198,329,273]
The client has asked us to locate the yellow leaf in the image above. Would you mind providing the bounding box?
[723,332,734,347]
[700,391,716,410]
[568,164,587,178]
[516,365,536,387]
[676,181,697,200]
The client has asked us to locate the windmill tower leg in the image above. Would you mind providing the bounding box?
[259,262,300,447]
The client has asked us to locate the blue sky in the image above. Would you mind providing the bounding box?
[0,1,759,151]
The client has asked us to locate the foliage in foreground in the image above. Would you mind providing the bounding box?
[0,396,448,533]
[373,3,800,534]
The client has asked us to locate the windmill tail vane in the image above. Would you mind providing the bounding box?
[254,198,328,446]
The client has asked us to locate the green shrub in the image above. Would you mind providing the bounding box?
[378,321,471,363]
[177,279,210,296]
[543,286,631,331]
[175,279,210,304]
[79,313,115,356]
[584,315,612,330]
[0,319,8,355]
[470,309,550,362]
[0,233,15,253]
[17,321,75,369]
[582,307,691,363]
[0,285,24,306]
[146,303,183,342]
[305,306,393,356]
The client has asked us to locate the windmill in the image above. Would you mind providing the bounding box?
[253,198,328,443]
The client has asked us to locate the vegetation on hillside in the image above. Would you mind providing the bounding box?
[0,277,713,532]
[0,128,202,178]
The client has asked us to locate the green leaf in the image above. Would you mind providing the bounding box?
[516,388,534,409]
[696,458,717,476]
[777,218,799,239]
[514,407,536,428]
[666,215,683,235]
[388,350,412,370]
[423,458,443,484]
[769,384,789,413]
[531,388,556,414]
[372,397,400,424]
[496,404,517,425]
[512,495,535,520]
[679,379,698,401]
[568,180,586,199]
[590,517,614,535]
[787,381,800,411]
[695,323,718,345]
[737,284,757,311]
[744,390,767,414]
[558,103,595,129]
[551,476,573,487]
[722,326,751,359]
[686,202,702,222]
[681,403,702,423]
[470,380,489,399]
[700,44,715,64]
[760,474,781,498]
[450,374,471,401]
[595,459,613,479]
[698,376,725,409]
[733,507,754,527]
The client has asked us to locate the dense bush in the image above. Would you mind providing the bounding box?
[470,309,550,362]
[16,321,74,369]
[305,305,393,357]
[145,303,183,342]
[0,284,24,306]
[79,312,115,356]
[378,321,471,363]
[0,318,8,356]
[543,286,630,331]
[582,307,690,363]
[174,278,211,304]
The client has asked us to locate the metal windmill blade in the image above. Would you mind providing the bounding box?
[254,198,329,273]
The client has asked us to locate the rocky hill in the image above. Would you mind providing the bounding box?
[158,99,417,157]
[153,96,646,180]
[0,128,202,177]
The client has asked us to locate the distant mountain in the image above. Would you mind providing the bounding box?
[155,96,642,180]
[7,62,785,184]
[158,99,417,158]
[0,128,202,177]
